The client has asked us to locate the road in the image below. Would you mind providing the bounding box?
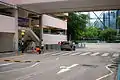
[0,43,119,80]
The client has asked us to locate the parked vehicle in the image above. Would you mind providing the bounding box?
[60,41,76,51]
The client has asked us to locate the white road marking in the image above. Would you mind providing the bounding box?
[30,63,39,68]
[80,52,91,56]
[56,57,59,60]
[62,52,72,56]
[67,64,79,69]
[60,66,66,69]
[96,64,113,80]
[57,64,79,74]
[101,53,110,57]
[52,52,63,56]
[43,51,58,55]
[112,53,119,57]
[91,52,100,56]
[43,53,51,55]
[57,68,70,74]
[0,62,40,73]
[0,63,13,67]
[52,53,59,56]
[71,52,81,56]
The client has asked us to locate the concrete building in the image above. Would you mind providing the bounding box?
[103,10,120,29]
[0,1,67,52]
[0,2,18,52]
[18,12,67,51]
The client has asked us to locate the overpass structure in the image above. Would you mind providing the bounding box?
[17,0,120,13]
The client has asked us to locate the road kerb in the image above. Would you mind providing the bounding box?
[2,59,40,63]
[0,54,24,60]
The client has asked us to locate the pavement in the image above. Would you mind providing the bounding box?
[0,52,16,58]
[0,43,119,80]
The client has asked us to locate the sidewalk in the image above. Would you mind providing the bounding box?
[0,52,16,58]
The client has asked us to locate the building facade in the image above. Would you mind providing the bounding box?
[0,1,67,52]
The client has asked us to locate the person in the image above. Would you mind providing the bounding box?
[31,41,36,53]
[41,39,44,54]
[36,46,41,54]
[41,44,44,53]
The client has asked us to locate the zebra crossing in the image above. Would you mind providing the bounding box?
[71,52,81,56]
[112,53,119,57]
[45,51,120,57]
[101,53,110,57]
[91,52,100,56]
[80,52,91,56]
[62,52,72,56]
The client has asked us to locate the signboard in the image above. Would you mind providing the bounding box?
[18,17,29,27]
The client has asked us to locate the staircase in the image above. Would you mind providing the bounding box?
[18,27,40,51]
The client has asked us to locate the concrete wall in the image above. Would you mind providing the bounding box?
[0,33,14,52]
[42,14,67,30]
[0,15,16,33]
[42,14,67,45]
[43,34,67,44]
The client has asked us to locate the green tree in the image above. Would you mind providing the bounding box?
[99,28,117,42]
[67,12,89,40]
[117,16,120,27]
[84,27,101,39]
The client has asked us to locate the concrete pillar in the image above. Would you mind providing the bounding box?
[14,9,18,52]
[39,15,43,47]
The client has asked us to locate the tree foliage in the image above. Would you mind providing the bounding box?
[117,16,120,27]
[99,28,117,41]
[67,12,89,40]
[67,12,117,42]
[83,27,101,39]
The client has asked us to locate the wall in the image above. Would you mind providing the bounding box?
[0,15,16,33]
[0,33,14,52]
[42,14,67,30]
[43,34,67,44]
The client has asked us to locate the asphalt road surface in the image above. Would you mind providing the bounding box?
[0,43,119,80]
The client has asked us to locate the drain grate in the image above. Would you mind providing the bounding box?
[82,64,98,68]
